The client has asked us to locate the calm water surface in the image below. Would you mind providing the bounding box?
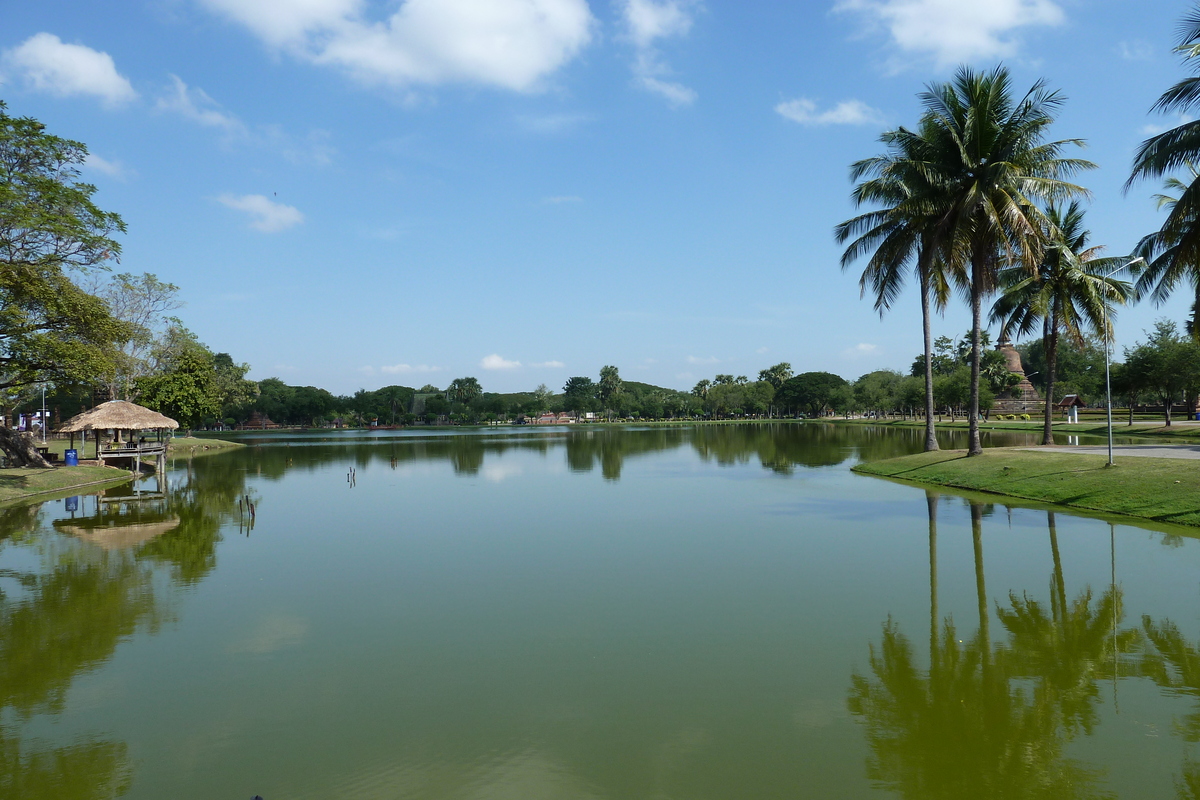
[3,423,1199,799]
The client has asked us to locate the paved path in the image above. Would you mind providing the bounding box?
[1022,445,1200,460]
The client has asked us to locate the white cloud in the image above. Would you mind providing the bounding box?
[530,360,565,368]
[776,98,883,126]
[157,74,244,132]
[638,76,696,107]
[217,193,305,233]
[381,363,442,374]
[621,0,697,106]
[756,346,768,354]
[1140,113,1193,137]
[83,153,129,179]
[3,33,137,106]
[835,0,1064,68]
[481,353,521,370]
[687,355,718,365]
[842,342,880,358]
[199,0,594,92]
[1117,40,1154,61]
[625,0,694,47]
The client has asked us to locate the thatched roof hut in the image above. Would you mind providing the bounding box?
[59,400,178,433]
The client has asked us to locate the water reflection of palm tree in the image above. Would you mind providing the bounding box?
[997,512,1137,737]
[849,501,1115,798]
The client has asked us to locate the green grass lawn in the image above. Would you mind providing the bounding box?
[853,448,1200,527]
[0,465,133,505]
[33,436,241,459]
[837,417,1200,440]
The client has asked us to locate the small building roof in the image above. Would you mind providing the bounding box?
[1057,394,1087,407]
[58,400,179,432]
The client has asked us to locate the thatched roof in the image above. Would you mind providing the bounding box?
[58,400,179,432]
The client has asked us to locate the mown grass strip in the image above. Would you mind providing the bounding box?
[853,448,1200,527]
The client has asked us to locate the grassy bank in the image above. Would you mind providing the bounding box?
[835,417,1200,441]
[0,465,133,506]
[853,448,1200,527]
[34,435,242,460]
[167,436,241,456]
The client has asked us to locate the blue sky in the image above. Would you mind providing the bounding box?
[2,0,1195,394]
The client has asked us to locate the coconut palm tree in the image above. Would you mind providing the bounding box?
[917,66,1093,455]
[837,120,954,452]
[1131,165,1200,335]
[990,202,1131,445]
[1128,7,1200,329]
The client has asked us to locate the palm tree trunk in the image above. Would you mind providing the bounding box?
[1043,315,1058,446]
[928,491,939,663]
[971,502,989,665]
[919,262,939,452]
[1048,511,1067,621]
[968,260,984,456]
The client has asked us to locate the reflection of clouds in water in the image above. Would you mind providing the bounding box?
[227,612,308,655]
[327,749,603,800]
[482,461,524,483]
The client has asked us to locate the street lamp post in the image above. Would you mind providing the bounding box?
[41,384,46,444]
[1102,257,1144,467]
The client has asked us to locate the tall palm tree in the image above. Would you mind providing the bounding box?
[990,202,1131,445]
[918,66,1093,455]
[1128,7,1200,328]
[837,121,953,452]
[1132,165,1200,334]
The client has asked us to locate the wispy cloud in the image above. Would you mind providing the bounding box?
[481,353,522,370]
[835,0,1064,69]
[775,97,883,126]
[157,74,244,132]
[543,195,583,204]
[530,360,565,368]
[621,0,698,106]
[3,33,137,106]
[1117,39,1154,61]
[198,0,595,92]
[381,363,442,374]
[842,342,880,358]
[84,153,130,179]
[687,355,718,365]
[217,193,305,233]
[1140,113,1193,137]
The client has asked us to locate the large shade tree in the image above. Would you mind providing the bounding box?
[917,66,1093,455]
[0,102,129,465]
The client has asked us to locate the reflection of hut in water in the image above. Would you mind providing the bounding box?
[54,488,178,550]
[56,518,181,550]
[58,400,178,472]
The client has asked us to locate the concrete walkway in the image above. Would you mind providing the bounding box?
[1023,445,1200,460]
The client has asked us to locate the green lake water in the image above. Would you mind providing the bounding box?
[4,422,1200,799]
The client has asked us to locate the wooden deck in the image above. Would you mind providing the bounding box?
[98,443,168,471]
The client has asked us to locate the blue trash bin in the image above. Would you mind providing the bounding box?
[64,449,78,466]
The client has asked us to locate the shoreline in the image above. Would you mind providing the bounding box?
[852,447,1200,528]
[829,416,1200,441]
[0,437,242,508]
